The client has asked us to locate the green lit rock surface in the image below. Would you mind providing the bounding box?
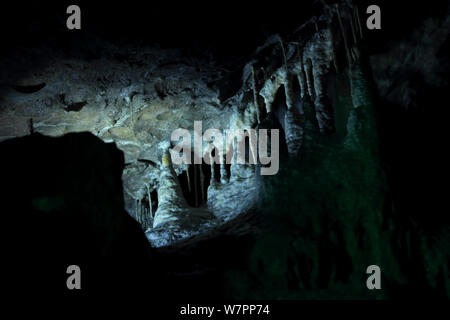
[222,64,450,299]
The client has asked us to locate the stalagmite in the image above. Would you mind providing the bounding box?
[152,149,189,228]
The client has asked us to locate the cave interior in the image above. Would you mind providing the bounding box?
[0,0,449,301]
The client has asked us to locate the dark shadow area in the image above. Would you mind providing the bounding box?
[0,132,255,302]
[0,133,156,297]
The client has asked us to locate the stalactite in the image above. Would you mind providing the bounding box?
[331,40,339,74]
[296,45,307,99]
[135,199,139,223]
[143,207,146,227]
[336,4,352,68]
[261,67,267,82]
[260,69,284,114]
[220,152,228,184]
[248,131,258,165]
[352,6,359,41]
[251,66,261,123]
[349,14,358,45]
[130,103,134,126]
[210,151,215,185]
[284,79,294,111]
[304,58,315,99]
[354,4,364,39]
[279,38,295,110]
[351,47,359,64]
[312,59,336,134]
[299,27,336,135]
[284,108,304,156]
[279,38,289,72]
[137,198,141,224]
[229,139,239,178]
[186,165,191,193]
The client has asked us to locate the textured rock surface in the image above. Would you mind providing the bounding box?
[370,6,450,110]
[0,0,449,300]
[0,2,348,246]
[0,43,246,246]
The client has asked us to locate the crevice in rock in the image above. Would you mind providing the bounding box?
[260,112,289,162]
[201,162,211,203]
[65,101,88,112]
[244,133,254,164]
[273,84,288,132]
[154,80,168,99]
[149,188,158,218]
[178,166,194,206]
[11,82,46,94]
[178,163,210,208]
[133,186,158,230]
[210,148,221,183]
[137,159,158,166]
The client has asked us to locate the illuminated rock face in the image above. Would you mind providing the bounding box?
[0,2,365,247]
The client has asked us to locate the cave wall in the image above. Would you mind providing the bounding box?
[0,0,448,300]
